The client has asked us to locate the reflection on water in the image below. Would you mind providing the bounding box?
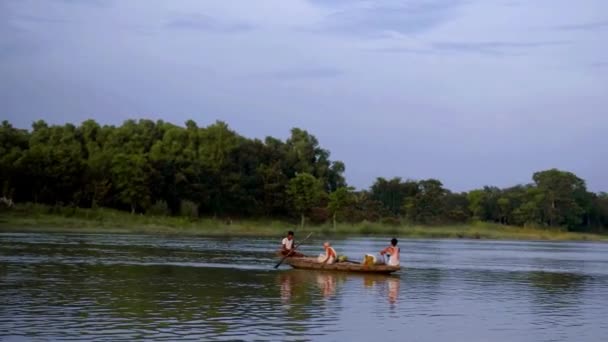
[1,233,607,341]
[388,277,399,305]
[278,270,399,305]
[316,272,337,298]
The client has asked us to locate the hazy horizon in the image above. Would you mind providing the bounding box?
[2,0,607,192]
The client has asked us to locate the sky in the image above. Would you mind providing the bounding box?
[1,0,607,192]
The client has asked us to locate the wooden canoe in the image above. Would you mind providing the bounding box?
[285,257,400,274]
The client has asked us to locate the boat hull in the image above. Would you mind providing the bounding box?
[285,257,400,274]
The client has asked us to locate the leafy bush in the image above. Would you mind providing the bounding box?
[148,200,171,216]
[180,200,198,219]
[358,221,374,235]
[380,216,401,226]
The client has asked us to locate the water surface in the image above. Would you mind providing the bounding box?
[1,233,607,341]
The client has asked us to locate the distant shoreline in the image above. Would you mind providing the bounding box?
[1,207,605,242]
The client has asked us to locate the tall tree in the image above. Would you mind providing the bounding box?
[511,186,544,226]
[0,121,28,200]
[258,162,288,216]
[287,173,324,228]
[371,177,417,216]
[3,118,607,232]
[404,179,447,224]
[328,186,354,229]
[112,153,151,214]
[533,169,587,228]
[443,192,469,223]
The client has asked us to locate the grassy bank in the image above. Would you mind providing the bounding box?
[0,205,606,241]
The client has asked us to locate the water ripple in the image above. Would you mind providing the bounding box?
[1,233,607,341]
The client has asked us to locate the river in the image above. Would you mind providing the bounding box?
[1,233,607,341]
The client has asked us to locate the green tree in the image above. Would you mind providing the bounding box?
[594,193,608,229]
[285,128,318,176]
[512,186,544,226]
[198,121,240,216]
[327,186,354,229]
[327,161,346,192]
[284,128,344,192]
[532,169,587,228]
[0,121,28,200]
[4,117,607,233]
[443,192,470,223]
[467,186,501,222]
[371,177,417,216]
[497,197,511,224]
[287,173,324,229]
[18,122,85,205]
[404,179,447,224]
[467,189,485,221]
[258,162,288,216]
[112,153,151,213]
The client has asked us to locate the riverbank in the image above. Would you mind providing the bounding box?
[0,206,606,241]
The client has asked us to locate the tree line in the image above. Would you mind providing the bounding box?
[0,119,606,232]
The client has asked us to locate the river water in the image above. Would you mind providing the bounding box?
[1,233,607,341]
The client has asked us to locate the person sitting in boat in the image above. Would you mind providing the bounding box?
[380,238,400,266]
[317,242,337,264]
[281,231,303,257]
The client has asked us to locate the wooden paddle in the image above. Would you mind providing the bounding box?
[274,232,313,269]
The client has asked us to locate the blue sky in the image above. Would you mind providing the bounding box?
[1,0,607,192]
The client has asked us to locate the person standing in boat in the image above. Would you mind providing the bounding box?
[281,231,303,257]
[380,238,400,266]
[317,242,337,264]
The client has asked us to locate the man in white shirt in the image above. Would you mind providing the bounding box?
[281,231,303,257]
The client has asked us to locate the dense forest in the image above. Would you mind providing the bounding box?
[0,119,607,232]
